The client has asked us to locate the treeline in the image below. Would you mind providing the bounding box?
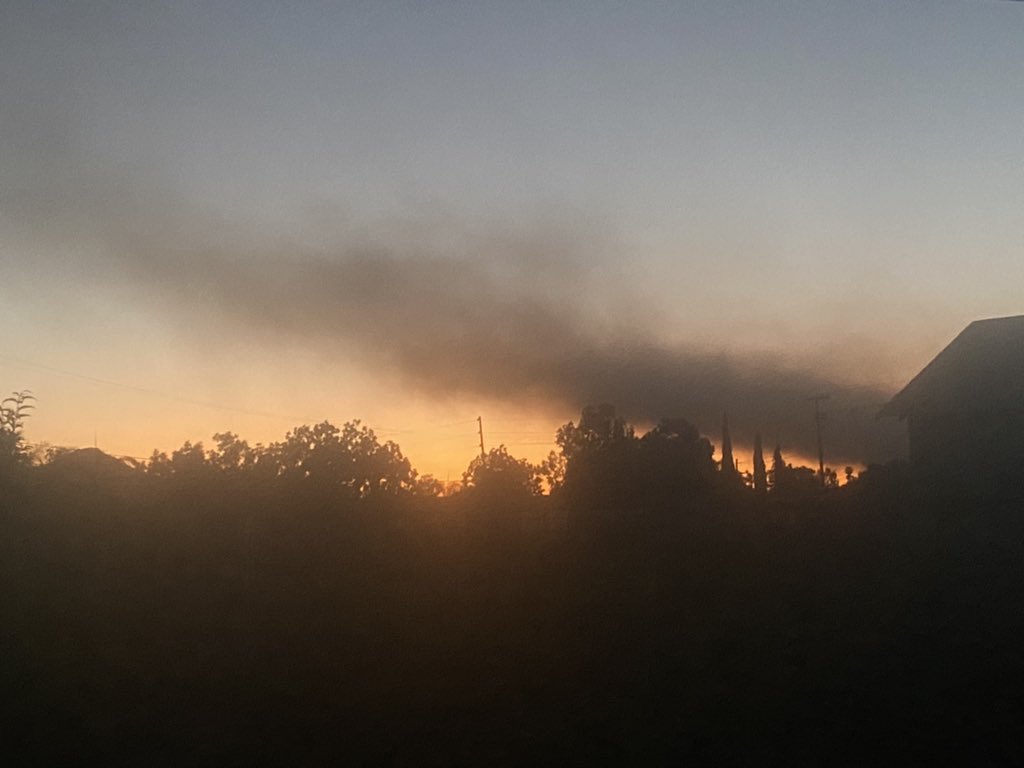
[4,391,1024,763]
[3,392,865,512]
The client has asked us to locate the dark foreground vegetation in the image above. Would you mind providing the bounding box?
[3,396,1024,765]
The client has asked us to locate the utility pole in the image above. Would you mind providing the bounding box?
[807,394,830,485]
[477,416,486,460]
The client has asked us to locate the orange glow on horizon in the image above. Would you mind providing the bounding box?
[10,353,863,487]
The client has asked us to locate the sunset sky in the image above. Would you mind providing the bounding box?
[2,1,1022,480]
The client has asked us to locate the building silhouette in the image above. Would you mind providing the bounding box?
[879,315,1024,495]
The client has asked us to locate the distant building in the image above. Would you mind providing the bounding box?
[39,447,138,488]
[879,315,1024,493]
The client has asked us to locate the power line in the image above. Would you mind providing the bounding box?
[0,353,484,438]
[0,353,322,424]
[5,355,553,464]
[418,432,479,442]
[486,431,554,436]
[368,419,479,434]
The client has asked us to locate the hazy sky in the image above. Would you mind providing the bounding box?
[2,1,1022,478]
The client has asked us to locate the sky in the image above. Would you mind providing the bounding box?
[2,1,1022,480]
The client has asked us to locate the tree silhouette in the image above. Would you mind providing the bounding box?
[555,404,638,508]
[411,474,445,497]
[638,417,717,499]
[1,390,35,479]
[556,403,634,463]
[770,443,788,493]
[207,432,257,475]
[142,420,417,500]
[553,406,723,510]
[720,412,737,479]
[752,432,767,495]
[264,420,415,498]
[462,444,541,498]
[537,449,567,493]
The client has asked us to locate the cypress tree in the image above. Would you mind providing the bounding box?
[720,412,737,477]
[770,443,787,492]
[752,432,766,494]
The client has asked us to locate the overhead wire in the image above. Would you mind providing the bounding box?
[0,353,551,450]
[0,353,322,424]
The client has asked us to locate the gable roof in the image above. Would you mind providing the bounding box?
[40,447,137,482]
[879,315,1024,419]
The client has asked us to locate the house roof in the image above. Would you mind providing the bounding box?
[879,315,1024,419]
[40,447,137,481]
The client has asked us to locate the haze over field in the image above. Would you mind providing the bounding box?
[2,2,1022,477]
